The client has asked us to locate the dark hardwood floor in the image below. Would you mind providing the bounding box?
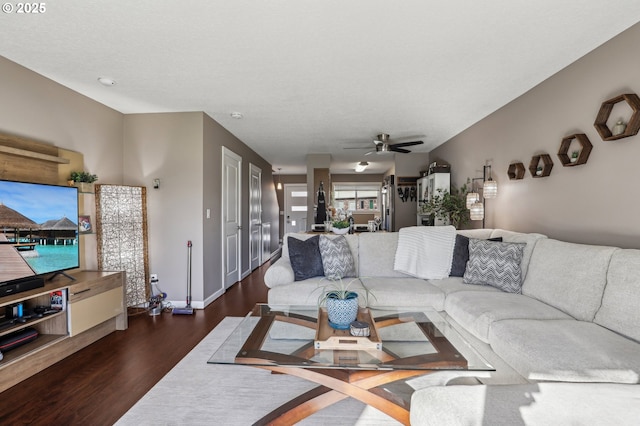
[0,263,270,425]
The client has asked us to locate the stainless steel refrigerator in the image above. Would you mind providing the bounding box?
[381,175,394,231]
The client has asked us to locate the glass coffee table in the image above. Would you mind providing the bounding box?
[209,304,493,425]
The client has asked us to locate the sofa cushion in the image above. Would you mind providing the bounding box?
[410,383,640,426]
[359,277,446,310]
[463,239,526,293]
[358,232,410,278]
[489,319,640,383]
[444,291,570,343]
[594,249,640,343]
[488,229,546,280]
[288,235,324,281]
[267,276,352,307]
[318,235,355,279]
[427,276,502,297]
[449,234,502,277]
[522,239,617,321]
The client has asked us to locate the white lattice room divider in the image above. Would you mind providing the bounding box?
[95,184,149,308]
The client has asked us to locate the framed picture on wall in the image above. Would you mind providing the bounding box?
[78,215,92,234]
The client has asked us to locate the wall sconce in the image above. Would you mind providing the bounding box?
[355,161,369,172]
[276,168,282,190]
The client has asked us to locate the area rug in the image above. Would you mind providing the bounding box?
[115,317,401,425]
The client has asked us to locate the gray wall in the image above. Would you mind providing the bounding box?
[203,114,279,282]
[0,55,124,273]
[123,112,206,303]
[0,54,279,307]
[430,22,640,248]
[0,56,124,184]
[124,112,279,305]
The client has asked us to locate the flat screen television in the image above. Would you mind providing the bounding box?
[0,179,79,296]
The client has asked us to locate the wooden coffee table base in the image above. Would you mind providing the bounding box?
[231,308,469,426]
[252,366,427,425]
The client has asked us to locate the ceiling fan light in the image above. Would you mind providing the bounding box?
[355,161,369,172]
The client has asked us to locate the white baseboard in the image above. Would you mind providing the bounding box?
[203,288,225,307]
[166,299,205,310]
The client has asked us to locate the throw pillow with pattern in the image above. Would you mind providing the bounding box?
[319,235,356,280]
[450,234,503,277]
[463,239,526,293]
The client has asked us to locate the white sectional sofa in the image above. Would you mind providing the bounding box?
[263,229,640,425]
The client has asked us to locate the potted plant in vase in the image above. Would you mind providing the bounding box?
[419,183,470,229]
[331,219,350,235]
[69,171,98,193]
[315,277,373,329]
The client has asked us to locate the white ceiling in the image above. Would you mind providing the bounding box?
[1,1,639,174]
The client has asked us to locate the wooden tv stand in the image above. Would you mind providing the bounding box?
[0,271,127,393]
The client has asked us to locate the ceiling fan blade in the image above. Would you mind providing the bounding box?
[364,150,375,156]
[343,146,371,150]
[391,140,423,148]
[390,147,411,154]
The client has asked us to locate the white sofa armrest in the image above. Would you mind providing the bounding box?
[263,257,295,288]
[410,383,640,426]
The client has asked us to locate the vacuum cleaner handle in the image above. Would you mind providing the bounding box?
[186,240,192,306]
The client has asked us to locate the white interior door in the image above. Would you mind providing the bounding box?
[222,147,241,289]
[249,163,262,271]
[284,184,308,234]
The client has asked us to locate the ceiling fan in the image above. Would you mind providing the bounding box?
[344,133,424,155]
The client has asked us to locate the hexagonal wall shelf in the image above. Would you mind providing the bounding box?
[557,133,592,167]
[529,154,554,178]
[594,93,640,141]
[507,162,525,180]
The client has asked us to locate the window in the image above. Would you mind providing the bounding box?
[332,183,381,214]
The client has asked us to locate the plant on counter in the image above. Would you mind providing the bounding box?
[420,183,470,229]
[69,171,98,183]
[332,219,350,229]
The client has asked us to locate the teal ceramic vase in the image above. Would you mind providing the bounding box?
[326,292,358,329]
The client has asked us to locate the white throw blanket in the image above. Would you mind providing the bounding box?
[393,225,456,279]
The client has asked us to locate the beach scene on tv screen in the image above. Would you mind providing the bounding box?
[0,180,79,282]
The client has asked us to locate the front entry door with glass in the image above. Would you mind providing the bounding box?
[284,184,307,234]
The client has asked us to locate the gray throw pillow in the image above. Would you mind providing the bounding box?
[450,234,503,277]
[319,235,356,280]
[288,235,324,281]
[463,239,526,293]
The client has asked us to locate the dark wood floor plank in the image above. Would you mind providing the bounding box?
[0,262,270,425]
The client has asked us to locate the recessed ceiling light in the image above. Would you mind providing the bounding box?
[230,112,243,119]
[355,161,369,172]
[98,77,117,86]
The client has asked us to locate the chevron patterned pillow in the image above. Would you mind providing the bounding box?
[463,239,526,293]
[319,235,356,280]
